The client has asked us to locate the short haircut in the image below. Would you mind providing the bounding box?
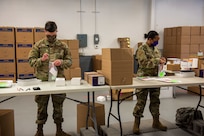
[45,21,57,32]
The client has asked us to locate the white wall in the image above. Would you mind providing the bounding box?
[0,0,203,54]
[0,0,151,55]
[153,0,204,48]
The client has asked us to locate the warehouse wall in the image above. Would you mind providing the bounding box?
[0,0,203,55]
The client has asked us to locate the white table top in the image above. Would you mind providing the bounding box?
[110,76,204,89]
[0,80,110,97]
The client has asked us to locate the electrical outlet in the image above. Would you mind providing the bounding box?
[94,45,99,49]
[77,34,87,48]
[94,34,99,44]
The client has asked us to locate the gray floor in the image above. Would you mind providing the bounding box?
[0,88,203,136]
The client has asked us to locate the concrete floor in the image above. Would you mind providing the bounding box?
[0,88,203,136]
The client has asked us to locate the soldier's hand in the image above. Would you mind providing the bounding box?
[54,59,62,66]
[41,53,49,61]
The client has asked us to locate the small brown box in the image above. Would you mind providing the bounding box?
[167,64,180,71]
[0,44,15,59]
[67,40,79,50]
[15,27,34,43]
[0,59,16,73]
[0,27,15,43]
[190,36,200,44]
[64,69,71,80]
[70,58,79,68]
[84,71,98,81]
[34,27,45,43]
[201,26,204,35]
[16,59,34,73]
[88,74,105,86]
[111,88,134,101]
[0,109,15,136]
[77,103,105,133]
[177,26,191,36]
[16,43,32,59]
[70,67,81,78]
[92,55,102,71]
[191,26,201,36]
[177,36,191,44]
[70,49,79,59]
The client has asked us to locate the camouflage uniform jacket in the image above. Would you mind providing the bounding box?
[136,43,161,77]
[28,38,72,81]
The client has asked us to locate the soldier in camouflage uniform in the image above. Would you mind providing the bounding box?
[132,31,167,134]
[28,21,72,136]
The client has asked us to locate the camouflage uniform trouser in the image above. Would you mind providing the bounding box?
[35,93,66,124]
[133,88,160,118]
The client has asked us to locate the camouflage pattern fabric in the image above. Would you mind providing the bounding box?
[35,94,66,124]
[28,38,72,124]
[28,38,72,81]
[133,43,161,117]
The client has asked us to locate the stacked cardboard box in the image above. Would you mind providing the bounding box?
[34,27,44,43]
[163,26,204,59]
[0,109,15,136]
[15,27,35,79]
[0,27,16,82]
[92,55,102,71]
[102,48,133,85]
[62,39,81,80]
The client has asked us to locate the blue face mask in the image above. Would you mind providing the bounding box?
[152,41,158,46]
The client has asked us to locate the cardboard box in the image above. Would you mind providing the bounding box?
[198,59,204,69]
[200,36,204,44]
[15,27,34,43]
[191,26,201,35]
[64,69,71,80]
[177,36,191,44]
[70,67,81,78]
[177,53,190,59]
[200,44,204,52]
[0,59,16,73]
[88,74,105,86]
[0,74,16,83]
[0,44,15,59]
[70,49,79,59]
[92,55,102,71]
[34,27,44,43]
[171,36,177,45]
[17,73,35,79]
[188,86,204,95]
[111,88,134,101]
[190,36,200,44]
[0,27,15,43]
[59,39,68,44]
[17,59,34,73]
[67,40,79,50]
[77,103,105,133]
[102,60,133,85]
[191,68,200,77]
[172,27,177,36]
[176,26,191,36]
[189,44,199,54]
[84,72,98,82]
[16,43,32,59]
[70,58,79,68]
[167,64,180,71]
[177,44,190,54]
[0,110,15,136]
[201,26,204,35]
[164,28,172,36]
[102,48,133,60]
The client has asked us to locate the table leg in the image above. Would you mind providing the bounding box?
[107,89,113,127]
[117,89,123,136]
[86,92,90,129]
